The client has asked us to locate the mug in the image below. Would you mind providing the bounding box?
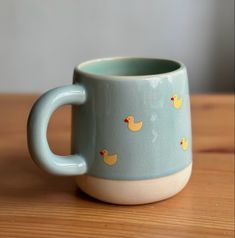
[27,57,192,205]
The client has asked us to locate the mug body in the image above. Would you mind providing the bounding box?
[72,57,192,204]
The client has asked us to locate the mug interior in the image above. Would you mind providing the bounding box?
[78,58,181,77]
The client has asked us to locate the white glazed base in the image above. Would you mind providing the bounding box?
[76,163,192,205]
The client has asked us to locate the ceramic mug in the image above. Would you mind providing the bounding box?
[27,57,192,205]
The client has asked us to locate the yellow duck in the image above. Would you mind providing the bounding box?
[180,138,188,151]
[99,149,118,166]
[171,95,183,109]
[124,115,143,132]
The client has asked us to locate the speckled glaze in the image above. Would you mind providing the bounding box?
[27,57,192,204]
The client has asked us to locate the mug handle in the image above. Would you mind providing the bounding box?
[27,84,87,175]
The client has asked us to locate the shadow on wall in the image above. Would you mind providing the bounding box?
[212,1,234,92]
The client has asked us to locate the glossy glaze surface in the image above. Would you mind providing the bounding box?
[28,57,192,180]
[27,85,87,175]
[72,57,192,180]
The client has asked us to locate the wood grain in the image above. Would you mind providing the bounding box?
[0,94,234,238]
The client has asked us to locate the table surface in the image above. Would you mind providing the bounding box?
[0,94,234,238]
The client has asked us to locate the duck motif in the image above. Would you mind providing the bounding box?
[99,149,118,166]
[171,95,183,109]
[180,138,188,151]
[124,115,143,132]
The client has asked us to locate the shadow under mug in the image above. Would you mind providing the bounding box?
[27,57,192,205]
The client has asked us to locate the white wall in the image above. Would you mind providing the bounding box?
[0,0,234,93]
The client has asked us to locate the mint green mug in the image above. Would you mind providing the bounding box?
[27,57,192,204]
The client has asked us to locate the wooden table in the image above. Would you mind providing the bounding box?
[0,94,234,238]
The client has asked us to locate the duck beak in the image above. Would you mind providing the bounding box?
[171,97,174,101]
[124,118,128,123]
[99,151,104,156]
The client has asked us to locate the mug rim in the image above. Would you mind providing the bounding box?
[75,56,186,80]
